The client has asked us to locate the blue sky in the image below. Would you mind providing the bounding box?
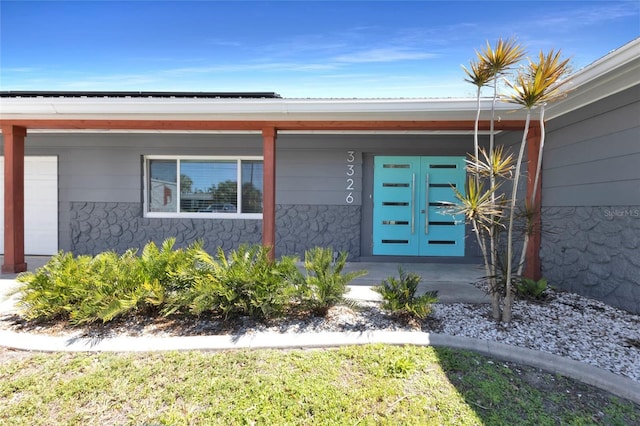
[1,1,638,98]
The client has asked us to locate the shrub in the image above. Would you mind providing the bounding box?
[16,249,144,324]
[76,249,146,323]
[15,251,93,322]
[15,239,200,324]
[14,242,367,324]
[295,247,367,316]
[515,277,548,300]
[171,244,300,320]
[138,238,202,308]
[373,268,438,319]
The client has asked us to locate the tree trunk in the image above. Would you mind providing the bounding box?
[472,220,500,320]
[503,111,531,323]
[516,233,530,278]
[473,86,481,172]
[502,289,515,324]
[488,81,500,320]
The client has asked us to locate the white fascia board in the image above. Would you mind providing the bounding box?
[562,38,640,90]
[0,97,528,121]
[546,38,640,120]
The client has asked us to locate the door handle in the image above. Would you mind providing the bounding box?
[425,173,429,235]
[411,173,416,234]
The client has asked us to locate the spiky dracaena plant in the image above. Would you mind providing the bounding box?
[443,146,514,318]
[502,49,570,322]
[462,59,492,173]
[460,38,524,321]
[477,38,525,156]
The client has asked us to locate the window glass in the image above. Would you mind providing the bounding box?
[146,157,262,216]
[242,160,263,213]
[180,160,237,213]
[148,160,177,212]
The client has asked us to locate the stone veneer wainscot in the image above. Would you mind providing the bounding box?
[541,206,640,314]
[70,202,361,259]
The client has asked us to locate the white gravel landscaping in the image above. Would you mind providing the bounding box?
[239,288,640,383]
[430,291,640,383]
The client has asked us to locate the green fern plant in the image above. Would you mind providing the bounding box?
[139,238,201,306]
[71,249,147,324]
[14,242,365,324]
[515,277,548,300]
[216,244,299,320]
[295,247,367,316]
[14,239,202,325]
[15,251,93,321]
[170,244,300,320]
[374,268,438,319]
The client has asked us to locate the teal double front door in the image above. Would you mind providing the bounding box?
[373,156,466,256]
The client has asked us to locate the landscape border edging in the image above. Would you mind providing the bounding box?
[1,329,638,404]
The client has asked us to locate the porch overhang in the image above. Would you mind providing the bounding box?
[0,118,528,132]
[0,95,537,270]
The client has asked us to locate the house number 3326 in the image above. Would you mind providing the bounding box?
[346,151,355,204]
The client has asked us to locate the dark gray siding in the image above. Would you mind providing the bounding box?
[15,133,265,252]
[542,85,640,206]
[541,85,640,314]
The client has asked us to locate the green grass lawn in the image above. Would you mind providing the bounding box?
[1,344,637,425]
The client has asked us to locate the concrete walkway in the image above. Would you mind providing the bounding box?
[1,258,638,405]
[344,262,489,303]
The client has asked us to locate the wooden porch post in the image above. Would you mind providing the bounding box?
[525,124,542,280]
[262,127,277,260]
[2,125,27,273]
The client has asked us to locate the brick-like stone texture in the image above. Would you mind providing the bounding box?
[541,206,640,314]
[70,202,361,259]
[276,204,361,259]
[69,202,262,255]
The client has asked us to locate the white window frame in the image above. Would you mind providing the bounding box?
[143,155,263,219]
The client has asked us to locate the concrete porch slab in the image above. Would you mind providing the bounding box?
[343,262,489,304]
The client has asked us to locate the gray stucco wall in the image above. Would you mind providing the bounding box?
[2,132,487,261]
[16,132,364,258]
[541,85,640,313]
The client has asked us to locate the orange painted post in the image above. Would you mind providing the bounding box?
[2,125,27,273]
[525,124,542,280]
[262,127,277,260]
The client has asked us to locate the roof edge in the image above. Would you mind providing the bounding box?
[0,91,282,99]
[546,37,640,119]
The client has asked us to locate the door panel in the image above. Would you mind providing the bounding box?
[419,157,466,256]
[373,156,465,256]
[372,157,419,255]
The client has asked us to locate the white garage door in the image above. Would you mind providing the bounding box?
[0,156,58,255]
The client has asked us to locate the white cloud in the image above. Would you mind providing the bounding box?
[332,48,438,64]
[160,61,338,76]
[535,2,639,29]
